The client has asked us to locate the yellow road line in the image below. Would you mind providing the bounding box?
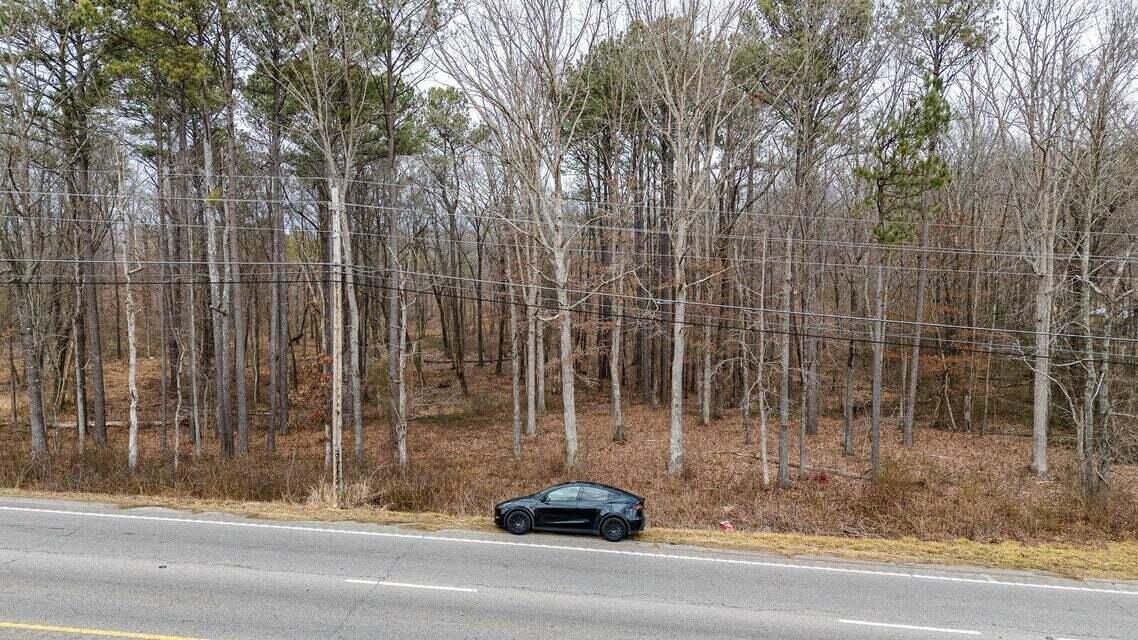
[0,621,208,640]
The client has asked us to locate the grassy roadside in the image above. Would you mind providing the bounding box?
[4,488,1136,581]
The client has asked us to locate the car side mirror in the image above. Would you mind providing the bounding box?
[539,495,549,503]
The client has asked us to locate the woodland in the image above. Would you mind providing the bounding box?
[2,0,1137,542]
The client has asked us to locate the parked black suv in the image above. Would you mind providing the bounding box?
[493,481,646,542]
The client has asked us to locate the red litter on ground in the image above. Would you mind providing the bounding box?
[718,520,735,532]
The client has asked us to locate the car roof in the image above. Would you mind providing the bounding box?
[550,481,642,501]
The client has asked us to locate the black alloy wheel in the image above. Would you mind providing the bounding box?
[600,517,627,542]
[506,510,532,535]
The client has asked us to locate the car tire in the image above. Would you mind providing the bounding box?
[505,510,532,535]
[600,517,628,542]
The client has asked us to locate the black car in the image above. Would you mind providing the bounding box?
[493,481,646,542]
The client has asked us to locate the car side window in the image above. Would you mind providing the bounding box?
[578,486,612,502]
[545,486,579,502]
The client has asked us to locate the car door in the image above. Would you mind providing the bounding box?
[575,486,614,532]
[533,486,583,530]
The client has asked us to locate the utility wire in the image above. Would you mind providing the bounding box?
[7,188,1137,262]
[47,167,1138,240]
[6,256,1135,346]
[7,270,1136,365]
[0,211,1064,278]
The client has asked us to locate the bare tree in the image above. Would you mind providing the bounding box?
[628,0,750,475]
[991,0,1090,477]
[121,192,140,472]
[1068,2,1138,495]
[0,7,57,457]
[442,0,600,468]
[895,0,994,447]
[279,0,380,492]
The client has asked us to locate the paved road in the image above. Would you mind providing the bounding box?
[0,497,1135,639]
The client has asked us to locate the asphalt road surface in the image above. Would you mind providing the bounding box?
[1,496,1136,639]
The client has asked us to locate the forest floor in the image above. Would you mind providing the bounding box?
[2,348,1138,578]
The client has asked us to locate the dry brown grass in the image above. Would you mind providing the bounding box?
[2,350,1138,578]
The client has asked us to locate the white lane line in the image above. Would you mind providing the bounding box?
[2,504,1136,597]
[345,579,477,593]
[839,619,981,635]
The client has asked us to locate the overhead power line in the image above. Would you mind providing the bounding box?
[45,167,1138,240]
[5,188,1137,263]
[5,269,1137,365]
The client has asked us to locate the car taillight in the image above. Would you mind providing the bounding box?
[632,502,643,511]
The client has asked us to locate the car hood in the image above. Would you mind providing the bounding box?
[494,495,533,509]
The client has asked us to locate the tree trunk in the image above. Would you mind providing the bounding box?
[843,339,855,456]
[447,205,468,395]
[556,271,578,469]
[81,232,107,446]
[871,261,886,479]
[18,295,47,457]
[339,200,363,460]
[525,283,537,437]
[72,290,87,454]
[1031,262,1054,478]
[181,199,202,456]
[610,295,624,442]
[778,231,792,488]
[394,299,409,467]
[267,38,287,454]
[384,80,407,470]
[329,183,346,503]
[1080,196,1098,497]
[476,237,486,367]
[8,336,17,430]
[700,323,712,427]
[902,221,929,447]
[158,285,169,456]
[123,227,140,472]
[511,295,522,460]
[667,282,687,476]
[741,346,752,446]
[202,122,233,457]
[226,186,249,454]
[536,318,546,415]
